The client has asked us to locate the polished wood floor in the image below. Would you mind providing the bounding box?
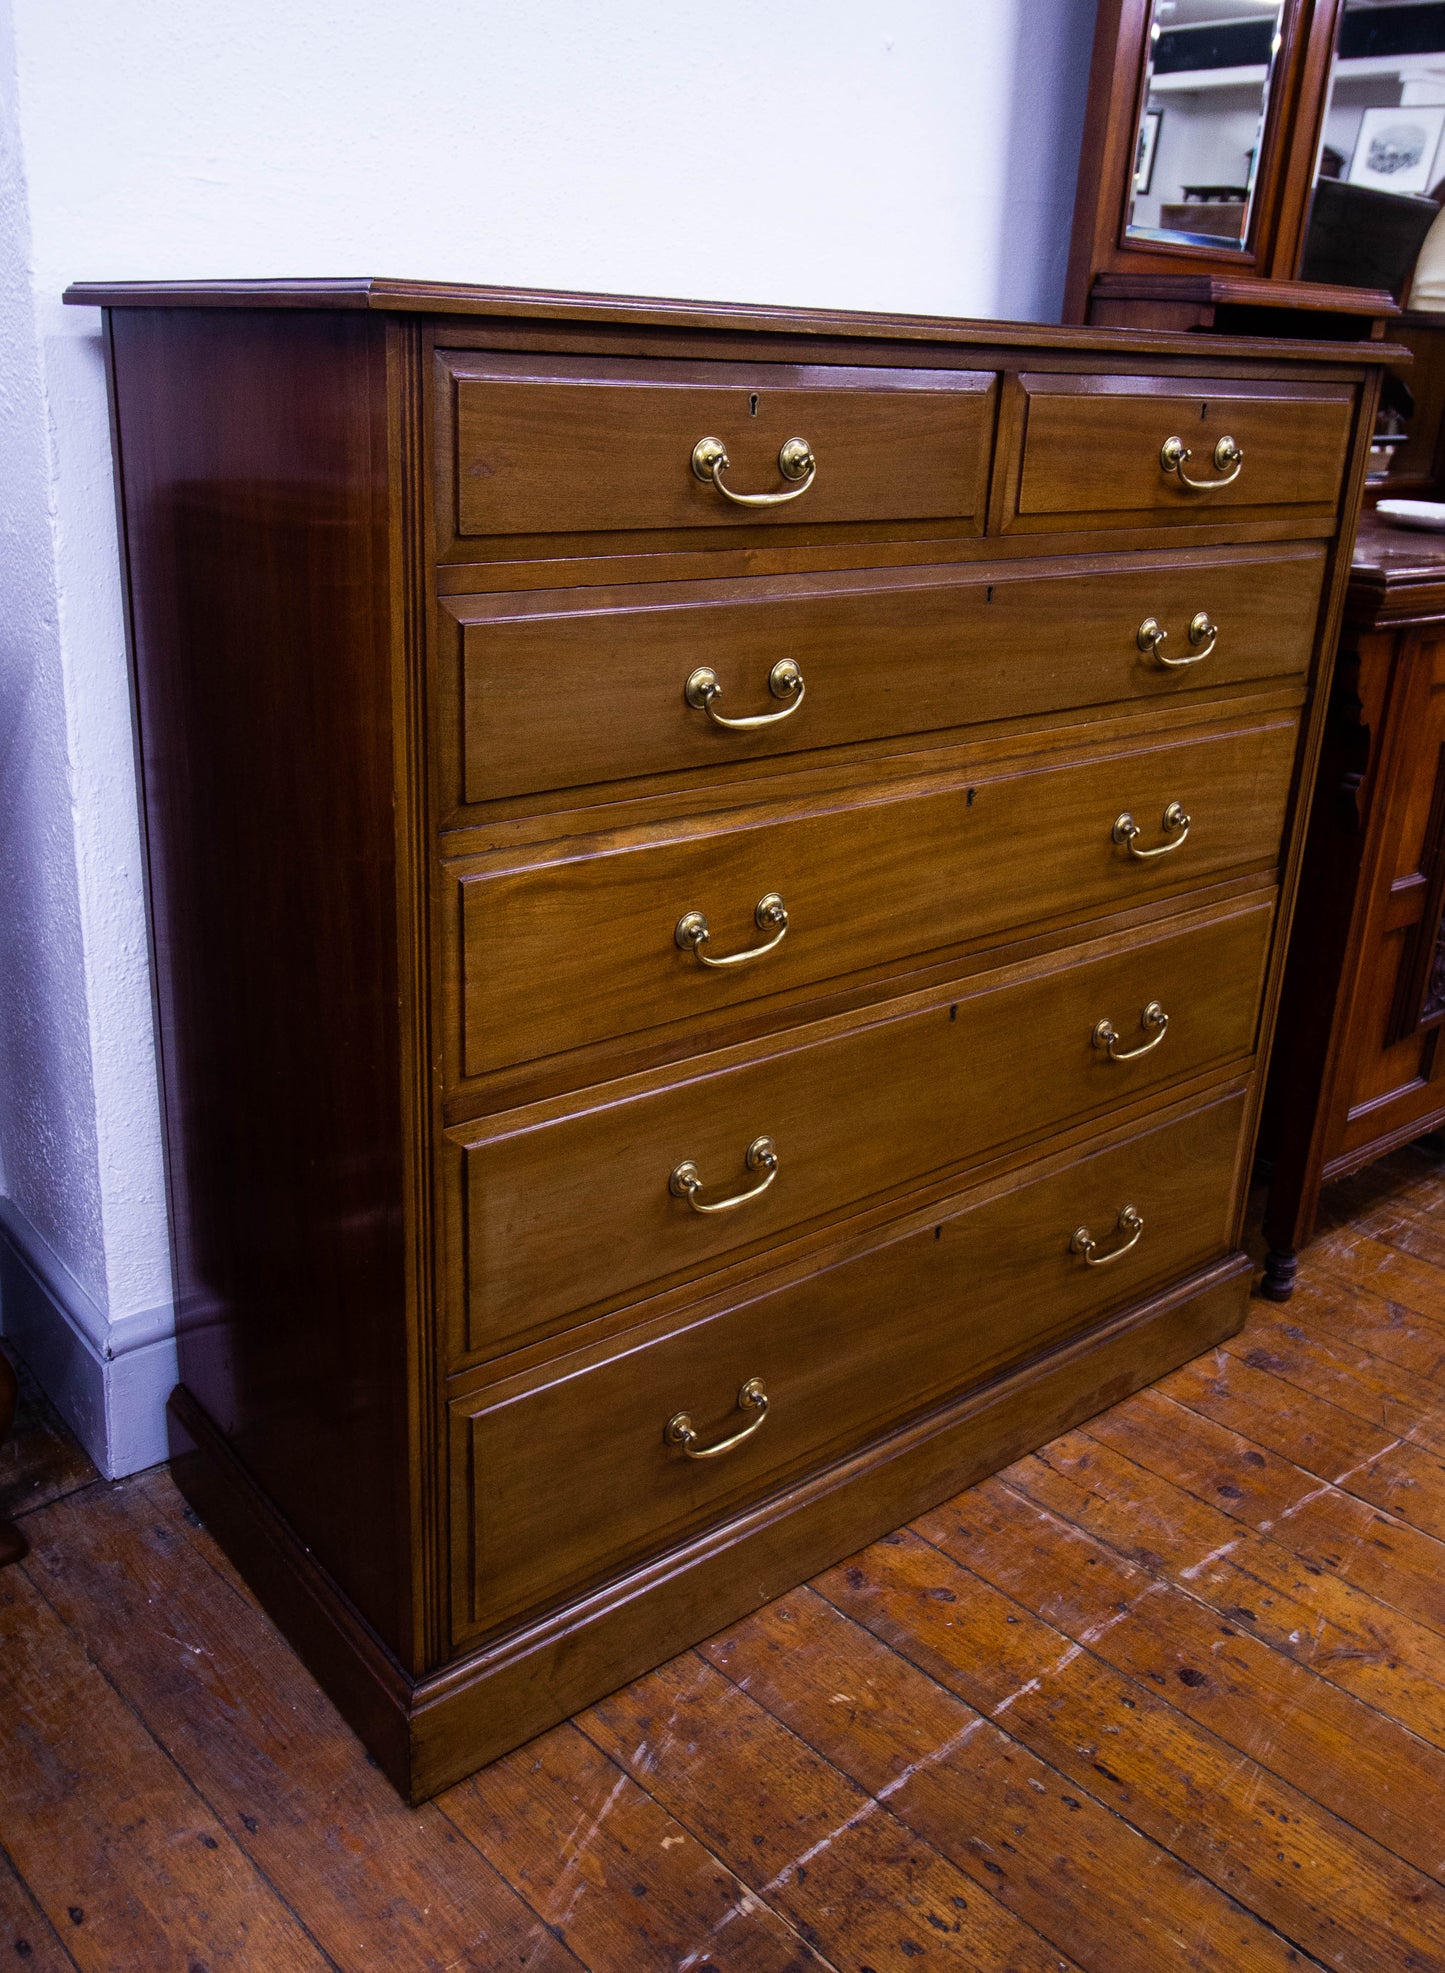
[6,1149,1445,1971]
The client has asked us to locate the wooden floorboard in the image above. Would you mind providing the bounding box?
[0,1342,97,1523]
[5,1149,1445,1969]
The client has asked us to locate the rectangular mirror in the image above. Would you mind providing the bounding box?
[1125,0,1288,250]
[1300,0,1445,301]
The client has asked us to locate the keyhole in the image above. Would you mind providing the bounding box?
[1199,401,1208,421]
[749,394,759,417]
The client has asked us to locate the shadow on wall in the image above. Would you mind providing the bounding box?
[997,0,1099,322]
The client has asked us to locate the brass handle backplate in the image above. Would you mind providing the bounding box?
[665,1377,769,1459]
[692,435,816,506]
[676,893,788,968]
[685,658,805,730]
[1160,434,1243,491]
[1137,612,1218,669]
[1071,1205,1144,1268]
[670,1136,778,1214]
[1113,801,1191,860]
[1093,1000,1169,1061]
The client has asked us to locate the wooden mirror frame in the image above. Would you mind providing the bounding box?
[1064,0,1397,334]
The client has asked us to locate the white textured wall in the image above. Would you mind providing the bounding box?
[0,0,108,1295]
[1,0,1097,1471]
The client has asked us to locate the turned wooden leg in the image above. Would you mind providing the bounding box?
[1260,1247,1299,1303]
[0,1348,26,1568]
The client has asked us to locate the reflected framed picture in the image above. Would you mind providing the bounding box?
[1348,105,1445,198]
[1134,108,1162,195]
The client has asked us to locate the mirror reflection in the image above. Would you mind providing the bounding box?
[1301,1,1445,305]
[1125,0,1286,250]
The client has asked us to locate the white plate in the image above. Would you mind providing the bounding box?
[1376,499,1445,532]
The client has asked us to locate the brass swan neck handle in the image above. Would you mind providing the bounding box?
[665,1378,769,1459]
[1093,1001,1169,1061]
[1160,434,1243,491]
[692,435,816,506]
[685,658,805,729]
[1071,1205,1144,1268]
[1113,801,1191,860]
[1137,612,1218,669]
[676,894,788,968]
[670,1137,778,1215]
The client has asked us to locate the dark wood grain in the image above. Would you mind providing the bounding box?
[1161,1339,1445,1541]
[583,1652,1083,1973]
[1221,1308,1445,1448]
[0,1346,25,1567]
[106,307,423,1665]
[947,1468,1445,1885]
[444,547,1325,806]
[452,899,1272,1360]
[444,1721,836,1972]
[451,1095,1246,1643]
[1038,1391,1445,1744]
[454,715,1299,1078]
[1263,523,1445,1297]
[1280,1264,1445,1383]
[20,1469,582,1973]
[10,1151,1445,1965]
[1006,375,1353,531]
[818,1524,1445,1970]
[1086,1382,1445,1641]
[445,352,996,541]
[1311,1221,1445,1325]
[0,1561,330,1972]
[0,1849,75,1973]
[699,1586,1306,1973]
[89,279,1378,1802]
[0,1340,96,1530]
[64,275,1408,369]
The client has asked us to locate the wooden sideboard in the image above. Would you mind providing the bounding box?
[1262,511,1445,1296]
[67,277,1389,1800]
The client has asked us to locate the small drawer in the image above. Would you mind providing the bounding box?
[1002,374,1354,534]
[451,897,1273,1359]
[442,544,1326,805]
[438,351,996,546]
[450,1089,1246,1641]
[451,714,1299,1078]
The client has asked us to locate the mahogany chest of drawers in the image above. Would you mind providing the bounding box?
[68,276,1388,1800]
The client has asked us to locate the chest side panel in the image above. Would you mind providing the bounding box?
[108,305,422,1665]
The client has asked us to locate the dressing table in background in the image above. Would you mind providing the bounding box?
[1260,476,1445,1296]
[1066,0,1445,1297]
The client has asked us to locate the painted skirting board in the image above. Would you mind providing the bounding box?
[0,1198,175,1479]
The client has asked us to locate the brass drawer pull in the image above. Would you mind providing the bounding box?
[692,435,816,507]
[1113,801,1191,859]
[1093,1000,1169,1061]
[670,1135,778,1214]
[1137,612,1218,669]
[666,1377,769,1459]
[685,658,805,730]
[1071,1205,1144,1268]
[1159,434,1243,491]
[676,893,788,968]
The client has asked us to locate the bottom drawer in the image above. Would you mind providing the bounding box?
[451,1088,1246,1642]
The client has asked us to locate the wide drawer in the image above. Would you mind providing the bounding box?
[1004,374,1354,533]
[440,352,996,541]
[453,714,1299,1077]
[443,545,1326,805]
[451,1089,1247,1641]
[452,897,1273,1359]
